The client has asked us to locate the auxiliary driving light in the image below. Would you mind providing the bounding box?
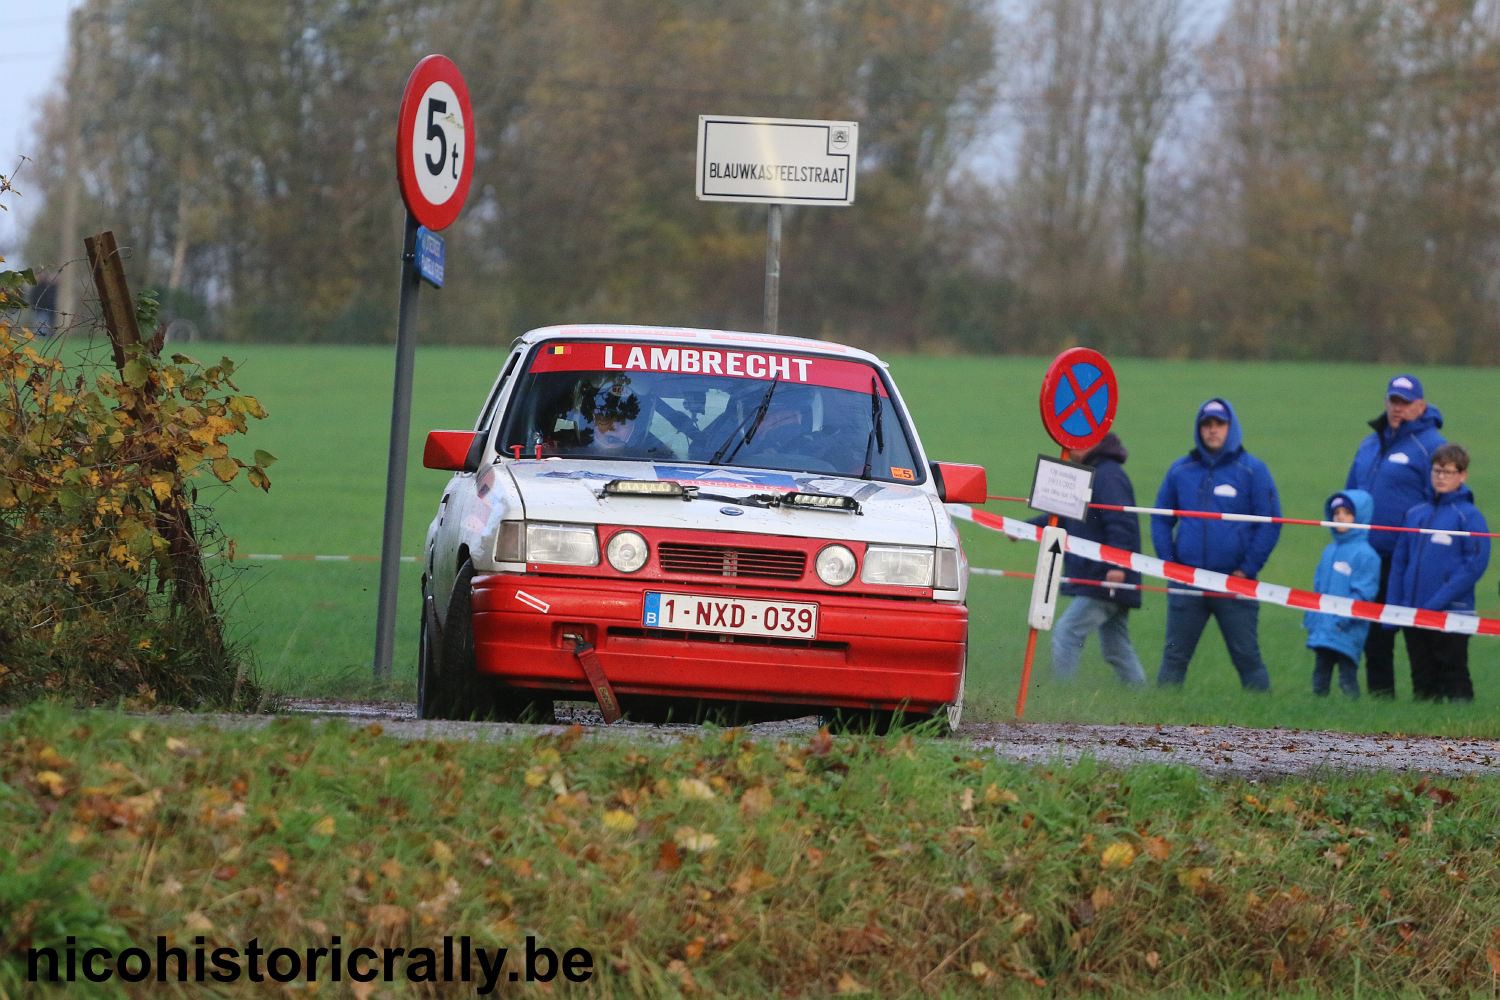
[785,491,860,513]
[603,479,686,497]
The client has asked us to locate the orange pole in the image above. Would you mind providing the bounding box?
[1015,627,1040,718]
[1015,447,1070,720]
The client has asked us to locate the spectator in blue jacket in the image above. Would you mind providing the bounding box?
[1046,433,1146,686]
[1345,374,1446,697]
[1387,443,1489,702]
[1152,398,1282,690]
[1303,489,1380,698]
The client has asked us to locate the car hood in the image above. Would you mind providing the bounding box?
[505,459,941,545]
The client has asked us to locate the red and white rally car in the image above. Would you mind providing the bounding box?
[418,325,986,729]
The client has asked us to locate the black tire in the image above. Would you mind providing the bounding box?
[431,559,555,723]
[819,707,897,735]
[419,560,488,720]
[416,591,442,719]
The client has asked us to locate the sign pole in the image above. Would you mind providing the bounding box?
[378,54,474,682]
[1016,456,1066,720]
[764,204,782,335]
[1021,347,1120,719]
[373,213,422,681]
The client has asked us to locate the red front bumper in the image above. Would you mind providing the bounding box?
[470,573,967,712]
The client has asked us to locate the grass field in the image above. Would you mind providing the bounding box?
[105,335,1499,735]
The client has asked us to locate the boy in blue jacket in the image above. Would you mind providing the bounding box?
[1152,398,1282,690]
[1303,490,1380,697]
[1387,443,1490,701]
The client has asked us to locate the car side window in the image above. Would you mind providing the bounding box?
[467,349,523,469]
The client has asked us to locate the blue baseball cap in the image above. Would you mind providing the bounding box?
[1386,374,1423,401]
[1196,399,1230,424]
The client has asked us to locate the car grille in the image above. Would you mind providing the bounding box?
[657,543,807,580]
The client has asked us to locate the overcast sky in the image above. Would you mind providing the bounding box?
[1,2,79,265]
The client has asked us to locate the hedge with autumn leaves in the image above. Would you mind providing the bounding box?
[0,264,272,708]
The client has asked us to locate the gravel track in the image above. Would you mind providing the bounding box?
[262,699,1500,782]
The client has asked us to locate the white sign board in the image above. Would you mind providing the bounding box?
[1030,455,1095,522]
[697,115,858,205]
[1028,526,1067,631]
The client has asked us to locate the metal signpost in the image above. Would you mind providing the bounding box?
[695,115,858,334]
[1015,348,1119,717]
[374,55,474,681]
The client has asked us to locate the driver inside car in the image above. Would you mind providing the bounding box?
[547,376,679,459]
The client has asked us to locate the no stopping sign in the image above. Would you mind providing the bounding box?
[1039,347,1118,453]
[396,55,475,231]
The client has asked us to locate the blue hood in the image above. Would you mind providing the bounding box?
[1368,402,1444,439]
[1192,397,1242,463]
[1325,488,1373,541]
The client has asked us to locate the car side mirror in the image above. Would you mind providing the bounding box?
[423,430,479,471]
[932,461,987,505]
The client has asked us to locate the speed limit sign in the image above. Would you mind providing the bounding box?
[396,55,474,231]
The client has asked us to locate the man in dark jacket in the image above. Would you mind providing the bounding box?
[1047,433,1146,685]
[1153,398,1282,690]
[1345,374,1446,697]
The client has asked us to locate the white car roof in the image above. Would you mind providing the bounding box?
[516,324,890,369]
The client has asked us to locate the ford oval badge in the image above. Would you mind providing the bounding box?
[720,506,745,516]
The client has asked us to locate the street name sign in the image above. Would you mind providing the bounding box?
[696,115,858,205]
[415,227,445,287]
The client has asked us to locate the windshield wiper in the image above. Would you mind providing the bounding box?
[859,375,884,479]
[709,378,780,466]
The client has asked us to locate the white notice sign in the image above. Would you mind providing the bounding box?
[1030,455,1095,522]
[697,115,858,205]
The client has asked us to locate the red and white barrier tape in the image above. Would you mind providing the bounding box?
[953,505,1499,637]
[969,567,1251,599]
[222,553,419,564]
[983,493,1500,539]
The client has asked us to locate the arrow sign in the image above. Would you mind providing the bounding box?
[1028,525,1068,630]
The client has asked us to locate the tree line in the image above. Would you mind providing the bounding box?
[16,0,1500,363]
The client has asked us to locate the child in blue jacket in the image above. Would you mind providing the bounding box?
[1303,490,1380,697]
[1387,443,1490,701]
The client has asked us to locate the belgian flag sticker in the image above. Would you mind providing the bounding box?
[548,344,572,355]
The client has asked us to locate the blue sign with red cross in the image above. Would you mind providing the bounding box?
[1039,347,1118,453]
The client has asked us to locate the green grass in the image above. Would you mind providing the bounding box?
[3,705,1498,997]
[97,335,1500,733]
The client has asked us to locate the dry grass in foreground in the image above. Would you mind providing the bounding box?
[3,705,1498,997]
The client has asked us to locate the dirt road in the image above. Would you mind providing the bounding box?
[271,700,1499,782]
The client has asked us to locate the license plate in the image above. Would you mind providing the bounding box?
[642,592,819,639]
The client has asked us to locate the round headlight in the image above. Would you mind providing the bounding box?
[605,530,649,573]
[815,544,857,586]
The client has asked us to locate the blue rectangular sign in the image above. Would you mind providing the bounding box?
[415,226,445,288]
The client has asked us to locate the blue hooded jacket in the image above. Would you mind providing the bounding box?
[1151,398,1282,577]
[1387,484,1491,614]
[1303,490,1381,660]
[1345,405,1445,557]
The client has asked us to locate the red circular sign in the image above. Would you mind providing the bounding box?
[396,55,475,231]
[1039,347,1118,453]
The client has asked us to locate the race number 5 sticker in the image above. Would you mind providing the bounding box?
[396,55,475,231]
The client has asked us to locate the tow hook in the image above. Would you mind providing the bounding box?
[565,632,621,724]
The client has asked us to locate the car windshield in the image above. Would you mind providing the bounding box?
[496,340,924,484]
